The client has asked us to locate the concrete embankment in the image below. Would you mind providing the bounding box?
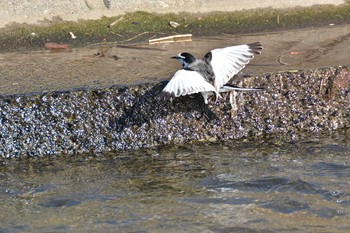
[1,66,349,157]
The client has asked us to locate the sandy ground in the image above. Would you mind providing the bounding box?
[0,24,349,96]
[0,0,345,28]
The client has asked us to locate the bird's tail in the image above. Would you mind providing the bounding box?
[220,84,263,92]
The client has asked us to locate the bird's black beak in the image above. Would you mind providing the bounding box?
[171,56,178,59]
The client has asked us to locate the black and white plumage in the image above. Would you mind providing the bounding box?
[161,42,263,104]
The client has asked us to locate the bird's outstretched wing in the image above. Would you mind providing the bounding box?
[162,69,217,97]
[209,42,262,91]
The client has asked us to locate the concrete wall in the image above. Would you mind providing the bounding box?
[0,0,345,28]
[1,66,350,157]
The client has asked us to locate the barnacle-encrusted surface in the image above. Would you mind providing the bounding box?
[1,66,349,157]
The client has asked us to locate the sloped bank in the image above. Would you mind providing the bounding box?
[1,66,349,158]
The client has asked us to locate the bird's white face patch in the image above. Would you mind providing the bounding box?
[175,53,189,68]
[178,53,185,59]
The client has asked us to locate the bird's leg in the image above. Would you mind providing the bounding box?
[229,91,238,117]
[203,105,211,121]
[214,92,222,105]
[201,92,210,104]
[202,104,218,121]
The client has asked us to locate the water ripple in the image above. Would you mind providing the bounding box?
[200,176,319,194]
[312,162,350,178]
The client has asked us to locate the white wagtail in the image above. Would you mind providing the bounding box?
[161,42,263,111]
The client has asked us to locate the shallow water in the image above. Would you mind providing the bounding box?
[1,24,350,96]
[1,131,350,232]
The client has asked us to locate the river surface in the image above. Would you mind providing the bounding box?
[1,131,350,232]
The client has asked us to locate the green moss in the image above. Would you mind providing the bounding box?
[1,3,350,51]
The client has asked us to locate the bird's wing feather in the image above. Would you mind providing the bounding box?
[210,42,262,91]
[162,69,216,97]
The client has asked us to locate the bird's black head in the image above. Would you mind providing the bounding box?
[172,52,196,69]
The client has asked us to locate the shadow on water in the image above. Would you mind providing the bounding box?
[1,131,350,232]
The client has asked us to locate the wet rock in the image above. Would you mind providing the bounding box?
[0,66,349,157]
